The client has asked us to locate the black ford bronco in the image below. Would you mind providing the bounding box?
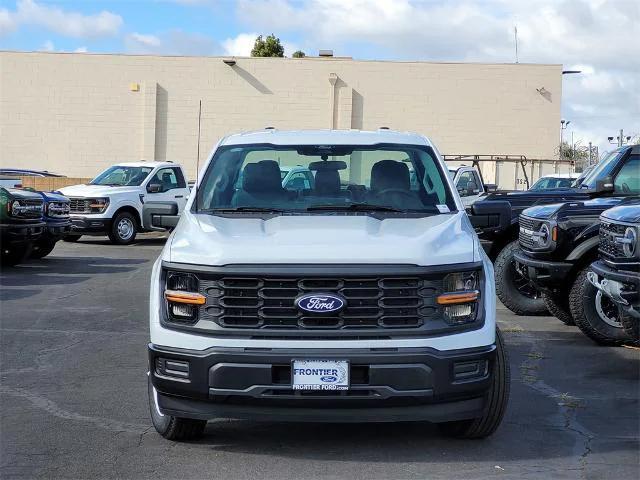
[588,201,640,345]
[514,197,638,345]
[473,144,640,315]
[0,187,45,266]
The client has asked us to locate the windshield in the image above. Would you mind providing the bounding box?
[196,143,456,215]
[578,150,621,189]
[90,166,153,186]
[529,177,575,191]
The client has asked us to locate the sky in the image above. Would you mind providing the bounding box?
[0,0,638,157]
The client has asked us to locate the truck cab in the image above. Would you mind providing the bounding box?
[145,129,511,441]
[59,161,190,244]
[473,144,640,316]
[447,165,486,207]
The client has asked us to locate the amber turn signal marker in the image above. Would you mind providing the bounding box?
[437,291,479,305]
[164,290,206,305]
[551,226,558,242]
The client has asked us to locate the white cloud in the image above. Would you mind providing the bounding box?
[1,0,122,39]
[236,0,640,155]
[74,46,88,53]
[0,7,17,36]
[222,32,258,56]
[129,33,162,48]
[125,30,219,56]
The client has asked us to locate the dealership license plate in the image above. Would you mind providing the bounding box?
[292,360,349,391]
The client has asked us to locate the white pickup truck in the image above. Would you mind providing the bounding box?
[59,161,190,244]
[447,165,495,207]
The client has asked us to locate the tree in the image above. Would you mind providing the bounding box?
[556,140,595,171]
[292,50,306,58]
[251,34,285,57]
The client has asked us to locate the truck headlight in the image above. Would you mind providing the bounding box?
[164,272,204,324]
[618,227,638,258]
[438,271,480,325]
[89,198,109,213]
[531,222,556,249]
[46,202,70,217]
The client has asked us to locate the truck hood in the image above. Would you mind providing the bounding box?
[168,211,477,266]
[58,184,140,197]
[3,188,43,201]
[523,197,627,221]
[39,191,69,202]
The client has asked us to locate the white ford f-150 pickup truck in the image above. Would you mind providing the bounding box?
[59,161,190,244]
[145,129,512,441]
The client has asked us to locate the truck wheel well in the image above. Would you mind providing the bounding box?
[489,224,519,261]
[113,206,141,228]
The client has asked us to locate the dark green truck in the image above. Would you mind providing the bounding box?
[0,187,45,266]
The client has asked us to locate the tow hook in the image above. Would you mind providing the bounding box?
[587,271,629,306]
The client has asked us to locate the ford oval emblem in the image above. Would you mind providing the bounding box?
[320,375,338,383]
[295,293,346,314]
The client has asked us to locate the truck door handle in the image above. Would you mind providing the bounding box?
[174,195,184,199]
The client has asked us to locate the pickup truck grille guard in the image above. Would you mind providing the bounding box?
[160,262,485,338]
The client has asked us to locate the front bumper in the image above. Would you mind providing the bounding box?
[0,221,45,246]
[43,221,72,240]
[513,251,573,291]
[69,216,110,235]
[588,261,640,319]
[149,343,495,423]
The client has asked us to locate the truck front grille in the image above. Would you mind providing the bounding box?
[518,216,541,250]
[69,198,91,214]
[599,221,626,259]
[198,275,439,330]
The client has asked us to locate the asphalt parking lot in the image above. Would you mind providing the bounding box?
[1,237,638,480]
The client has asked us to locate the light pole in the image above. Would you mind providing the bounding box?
[608,129,632,147]
[560,119,570,159]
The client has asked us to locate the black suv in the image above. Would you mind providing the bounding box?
[474,144,640,316]
[514,197,637,344]
[588,201,640,345]
[0,187,45,266]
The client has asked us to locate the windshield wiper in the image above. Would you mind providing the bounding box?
[307,204,406,213]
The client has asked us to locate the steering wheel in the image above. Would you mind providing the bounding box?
[377,188,414,198]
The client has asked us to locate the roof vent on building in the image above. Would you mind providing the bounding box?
[264,126,276,130]
[379,126,390,130]
[319,50,334,57]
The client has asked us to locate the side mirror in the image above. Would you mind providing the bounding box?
[147,182,162,193]
[469,200,512,231]
[595,175,614,193]
[142,201,179,231]
[483,183,497,192]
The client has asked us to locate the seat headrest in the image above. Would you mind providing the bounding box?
[314,169,341,196]
[242,160,282,194]
[370,160,410,192]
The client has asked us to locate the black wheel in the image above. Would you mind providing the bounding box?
[439,328,510,439]
[108,212,137,245]
[620,313,639,347]
[63,234,82,243]
[542,291,575,326]
[1,243,32,267]
[148,376,206,441]
[30,240,57,259]
[495,240,547,315]
[570,268,631,346]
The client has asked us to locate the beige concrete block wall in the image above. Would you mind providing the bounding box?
[0,51,562,182]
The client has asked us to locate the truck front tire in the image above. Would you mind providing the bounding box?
[495,241,547,316]
[620,313,639,347]
[1,243,32,267]
[30,240,57,259]
[108,212,138,245]
[439,328,510,439]
[570,268,630,346]
[542,292,575,326]
[148,376,206,441]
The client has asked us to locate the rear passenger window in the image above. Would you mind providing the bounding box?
[614,155,640,194]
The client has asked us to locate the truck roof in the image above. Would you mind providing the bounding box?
[220,129,433,147]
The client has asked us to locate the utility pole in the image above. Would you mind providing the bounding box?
[588,141,592,166]
[560,120,570,159]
